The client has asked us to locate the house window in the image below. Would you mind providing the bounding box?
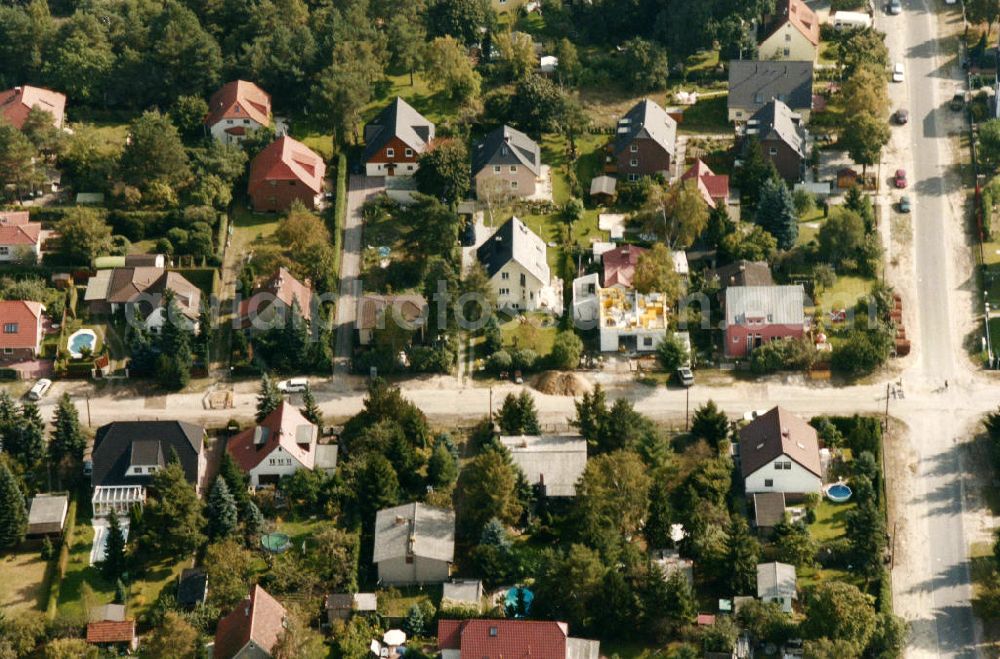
[407,165,414,171]
[785,33,792,42]
[754,93,764,103]
[510,181,518,189]
[630,159,638,167]
[736,111,743,118]
[489,627,498,637]
[386,148,395,158]
[643,337,653,347]
[501,272,510,280]
[0,246,8,255]
[783,48,790,56]
[269,458,276,465]
[769,147,778,156]
[520,273,526,286]
[269,180,277,187]
[499,288,510,296]
[243,119,250,124]
[405,148,413,157]
[2,323,16,333]
[135,467,143,474]
[764,479,774,487]
[510,165,517,173]
[226,119,234,124]
[628,174,639,182]
[289,180,296,185]
[630,144,638,153]
[493,165,502,173]
[2,348,11,355]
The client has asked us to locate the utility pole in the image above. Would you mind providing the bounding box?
[685,387,690,431]
[86,393,92,428]
[489,387,494,424]
[883,382,890,431]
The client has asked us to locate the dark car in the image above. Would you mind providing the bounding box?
[461,220,476,246]
[898,195,912,213]
[676,367,694,387]
[894,108,909,124]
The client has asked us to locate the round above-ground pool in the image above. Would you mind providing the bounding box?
[261,532,291,553]
[67,329,97,358]
[826,482,853,503]
[504,586,534,617]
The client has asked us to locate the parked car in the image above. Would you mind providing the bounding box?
[888,0,902,14]
[676,367,694,387]
[899,195,912,213]
[950,90,966,111]
[461,220,476,247]
[277,378,308,393]
[894,108,909,124]
[892,62,905,82]
[27,378,52,401]
[894,169,907,188]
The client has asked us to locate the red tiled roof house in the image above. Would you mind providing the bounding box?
[0,301,45,364]
[213,585,287,659]
[438,619,600,659]
[205,80,272,144]
[86,620,137,652]
[681,160,730,209]
[227,401,319,487]
[0,85,66,129]
[0,211,43,262]
[247,136,326,213]
[238,266,313,330]
[602,244,647,289]
[739,406,822,497]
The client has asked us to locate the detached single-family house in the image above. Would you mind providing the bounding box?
[572,276,669,352]
[438,619,600,659]
[205,80,271,144]
[756,561,797,612]
[705,260,774,294]
[373,502,455,585]
[0,85,66,129]
[472,125,541,199]
[477,217,554,313]
[499,435,588,497]
[238,266,313,330]
[0,300,45,364]
[724,285,805,358]
[727,60,814,123]
[90,421,207,517]
[745,99,809,182]
[758,0,821,62]
[324,592,377,624]
[680,160,730,209]
[26,493,68,537]
[213,585,287,659]
[739,406,822,497]
[356,293,428,346]
[227,401,335,487]
[0,211,43,262]
[607,99,677,181]
[248,136,326,212]
[363,97,435,177]
[84,267,201,333]
[602,244,646,289]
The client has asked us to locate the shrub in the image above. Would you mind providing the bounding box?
[488,349,513,373]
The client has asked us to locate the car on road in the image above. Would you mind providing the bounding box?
[277,378,308,393]
[950,90,966,111]
[944,0,957,4]
[894,108,909,124]
[892,62,905,82]
[898,195,912,213]
[894,169,907,188]
[888,0,902,14]
[27,378,52,401]
[676,367,694,387]
[742,409,768,422]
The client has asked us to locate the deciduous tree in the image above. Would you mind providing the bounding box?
[634,243,683,299]
[415,139,471,205]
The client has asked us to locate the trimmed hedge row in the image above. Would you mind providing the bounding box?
[44,497,78,619]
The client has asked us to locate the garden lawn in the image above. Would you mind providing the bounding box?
[56,522,114,623]
[0,547,50,613]
[129,558,188,618]
[501,314,558,356]
[984,242,1000,266]
[677,94,729,134]
[816,275,874,311]
[809,499,855,544]
[230,203,281,249]
[276,516,328,546]
[988,317,1000,357]
[984,263,1000,310]
[379,586,439,617]
[796,207,826,247]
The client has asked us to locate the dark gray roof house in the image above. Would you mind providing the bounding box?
[91,421,206,490]
[611,98,677,158]
[705,260,775,292]
[362,97,435,163]
[472,125,541,178]
[476,216,551,288]
[727,60,813,122]
[747,100,807,156]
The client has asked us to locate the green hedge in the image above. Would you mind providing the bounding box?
[45,497,77,619]
[0,368,18,381]
[28,206,107,224]
[107,210,172,241]
[171,267,219,297]
[334,153,348,253]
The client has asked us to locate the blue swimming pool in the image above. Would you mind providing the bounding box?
[505,587,534,617]
[826,483,853,503]
[68,329,96,358]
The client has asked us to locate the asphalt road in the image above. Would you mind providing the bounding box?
[883,0,979,655]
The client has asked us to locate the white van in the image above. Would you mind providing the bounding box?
[832,11,872,30]
[277,377,309,393]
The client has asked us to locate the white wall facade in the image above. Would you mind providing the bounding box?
[759,24,817,62]
[366,162,419,177]
[210,118,265,144]
[744,454,821,495]
[0,243,39,263]
[377,556,450,585]
[491,261,545,312]
[248,445,310,487]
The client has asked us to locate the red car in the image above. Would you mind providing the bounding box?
[894,169,907,188]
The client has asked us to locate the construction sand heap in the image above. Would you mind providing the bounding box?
[532,372,592,397]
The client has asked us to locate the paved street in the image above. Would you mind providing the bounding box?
[333,175,383,375]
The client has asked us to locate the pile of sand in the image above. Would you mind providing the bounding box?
[532,371,592,397]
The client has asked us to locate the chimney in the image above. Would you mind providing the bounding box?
[738,263,746,272]
[394,515,407,526]
[781,427,790,438]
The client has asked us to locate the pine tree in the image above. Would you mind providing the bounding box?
[690,400,730,450]
[195,305,213,367]
[155,289,194,390]
[217,452,250,511]
[140,462,205,555]
[497,391,541,435]
[101,509,128,581]
[49,393,86,467]
[256,373,281,422]
[479,517,512,552]
[0,391,17,455]
[428,442,458,487]
[281,298,309,371]
[645,479,674,549]
[726,516,761,595]
[206,478,239,540]
[403,603,425,637]
[300,384,323,427]
[755,178,798,250]
[15,402,45,468]
[127,306,157,376]
[0,463,27,548]
[242,500,264,539]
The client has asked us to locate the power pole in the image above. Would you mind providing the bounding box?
[685,387,690,431]
[86,393,92,428]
